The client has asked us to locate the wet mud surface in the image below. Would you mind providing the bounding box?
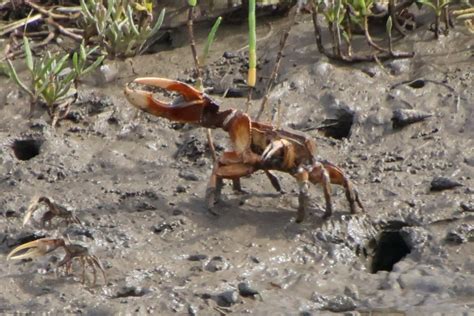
[1,15,473,315]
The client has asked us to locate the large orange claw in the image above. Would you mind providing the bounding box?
[133,77,202,102]
[124,77,218,123]
[7,238,65,260]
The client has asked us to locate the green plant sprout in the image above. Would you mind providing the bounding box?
[310,0,414,62]
[416,0,453,38]
[199,16,223,66]
[248,0,257,87]
[72,43,106,79]
[6,38,104,126]
[79,0,165,58]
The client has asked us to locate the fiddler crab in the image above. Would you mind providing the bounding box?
[23,196,82,228]
[7,237,106,286]
[124,77,364,223]
[7,197,106,286]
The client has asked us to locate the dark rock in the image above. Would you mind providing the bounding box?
[218,290,239,306]
[4,209,16,218]
[445,224,474,244]
[178,171,200,181]
[152,218,185,234]
[460,202,474,213]
[223,51,237,59]
[175,185,187,193]
[392,109,432,128]
[311,293,357,312]
[464,157,474,167]
[188,254,208,261]
[174,136,207,160]
[114,286,148,298]
[360,65,380,77]
[238,281,260,298]
[205,256,229,272]
[172,209,184,216]
[430,177,462,191]
[325,295,357,312]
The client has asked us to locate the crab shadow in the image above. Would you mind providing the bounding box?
[2,269,85,297]
[177,189,347,241]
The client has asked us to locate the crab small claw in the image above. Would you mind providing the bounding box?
[7,238,64,260]
[262,140,285,161]
[22,203,36,226]
[262,139,295,169]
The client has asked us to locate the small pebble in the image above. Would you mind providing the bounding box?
[218,290,239,306]
[188,254,208,261]
[115,286,148,298]
[238,281,260,298]
[460,202,474,213]
[430,177,462,191]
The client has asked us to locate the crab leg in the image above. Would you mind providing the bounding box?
[310,160,364,214]
[294,168,311,223]
[206,152,257,210]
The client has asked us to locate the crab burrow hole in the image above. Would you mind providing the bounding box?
[370,230,411,273]
[319,108,355,140]
[11,138,43,161]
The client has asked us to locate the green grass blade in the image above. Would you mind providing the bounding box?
[127,5,140,36]
[248,0,257,87]
[79,0,94,21]
[6,60,34,97]
[199,16,222,65]
[150,8,166,37]
[53,53,70,75]
[23,37,34,72]
[82,55,105,76]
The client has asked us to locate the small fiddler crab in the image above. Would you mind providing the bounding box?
[23,196,82,228]
[7,237,106,286]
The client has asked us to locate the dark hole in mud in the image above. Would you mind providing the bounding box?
[371,231,410,273]
[407,79,426,89]
[318,110,354,139]
[11,139,43,161]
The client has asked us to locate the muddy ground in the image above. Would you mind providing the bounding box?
[1,12,473,315]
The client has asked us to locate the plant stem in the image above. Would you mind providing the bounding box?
[310,2,327,55]
[256,6,297,121]
[247,0,256,87]
[187,6,202,87]
[186,2,217,162]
